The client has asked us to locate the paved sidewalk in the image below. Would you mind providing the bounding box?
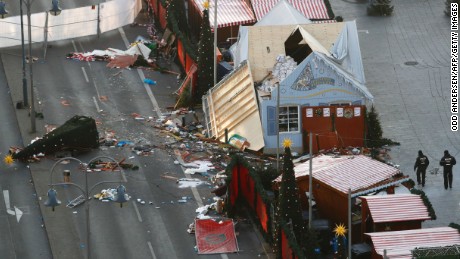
[330,0,460,227]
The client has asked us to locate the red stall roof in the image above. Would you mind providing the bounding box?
[192,0,256,29]
[360,194,431,223]
[366,227,460,258]
[275,155,406,197]
[252,0,330,21]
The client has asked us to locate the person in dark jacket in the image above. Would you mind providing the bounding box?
[414,150,429,187]
[440,150,457,190]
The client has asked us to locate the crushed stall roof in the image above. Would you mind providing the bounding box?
[246,22,344,81]
[275,155,405,196]
[365,227,460,259]
[360,194,431,223]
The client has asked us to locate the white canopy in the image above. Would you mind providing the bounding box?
[330,20,366,84]
[255,0,312,26]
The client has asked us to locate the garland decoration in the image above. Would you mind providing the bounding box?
[410,188,437,220]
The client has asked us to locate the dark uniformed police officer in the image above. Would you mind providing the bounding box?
[414,150,429,187]
[440,150,457,190]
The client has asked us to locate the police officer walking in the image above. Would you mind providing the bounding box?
[414,150,429,187]
[440,150,457,190]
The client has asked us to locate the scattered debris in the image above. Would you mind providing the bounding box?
[143,78,157,85]
[93,188,130,203]
[177,178,206,188]
[67,195,86,208]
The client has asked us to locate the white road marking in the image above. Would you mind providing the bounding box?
[92,96,101,113]
[91,78,102,100]
[118,27,130,48]
[147,241,157,259]
[73,41,102,112]
[118,27,162,117]
[3,190,23,222]
[81,67,89,83]
[3,190,11,210]
[71,40,78,52]
[183,172,204,208]
[14,207,23,222]
[132,201,143,222]
[137,70,162,117]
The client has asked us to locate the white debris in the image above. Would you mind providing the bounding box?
[177,178,205,188]
[183,161,214,174]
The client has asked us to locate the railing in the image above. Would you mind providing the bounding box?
[0,0,142,48]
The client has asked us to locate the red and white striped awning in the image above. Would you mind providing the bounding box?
[193,0,256,28]
[366,227,460,258]
[360,194,431,223]
[275,155,403,195]
[252,0,330,21]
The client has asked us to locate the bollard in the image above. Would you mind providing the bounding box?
[63,170,71,183]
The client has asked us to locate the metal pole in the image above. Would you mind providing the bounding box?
[276,83,280,173]
[20,0,28,107]
[86,169,90,259]
[308,132,313,228]
[26,0,36,133]
[213,0,218,86]
[348,188,352,259]
[43,11,48,60]
[97,3,100,38]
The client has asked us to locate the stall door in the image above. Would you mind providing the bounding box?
[302,105,365,153]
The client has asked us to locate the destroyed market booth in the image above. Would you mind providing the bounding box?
[203,21,373,155]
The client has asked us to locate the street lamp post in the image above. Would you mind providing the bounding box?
[45,156,128,259]
[27,0,61,133]
[24,0,36,133]
[0,0,62,133]
[0,1,28,108]
[213,0,218,86]
[20,0,28,108]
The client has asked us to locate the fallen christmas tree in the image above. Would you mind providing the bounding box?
[12,115,99,159]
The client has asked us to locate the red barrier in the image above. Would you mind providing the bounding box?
[256,193,268,233]
[195,219,239,254]
[281,230,295,259]
[149,0,159,19]
[185,54,197,93]
[177,39,185,68]
[158,4,167,29]
[230,166,238,206]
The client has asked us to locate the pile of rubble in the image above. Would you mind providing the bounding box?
[258,54,298,93]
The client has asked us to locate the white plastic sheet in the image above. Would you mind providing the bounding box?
[0,0,142,48]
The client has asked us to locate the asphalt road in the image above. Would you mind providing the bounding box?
[1,9,270,259]
[0,58,52,258]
